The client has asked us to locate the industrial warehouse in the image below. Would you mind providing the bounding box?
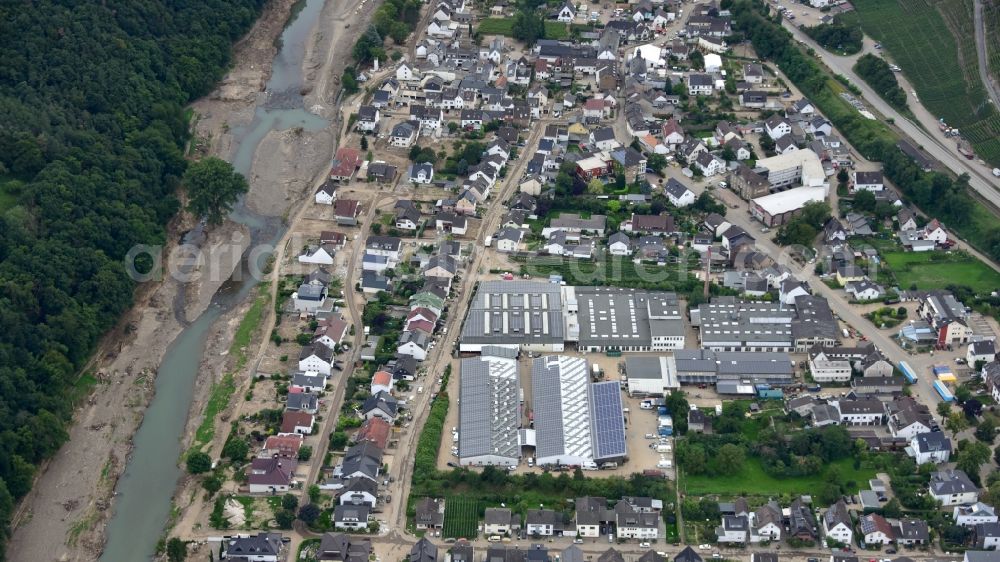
[530,356,627,467]
[459,282,686,353]
[457,348,522,467]
[457,353,627,469]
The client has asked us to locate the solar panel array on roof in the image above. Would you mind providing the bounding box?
[589,381,627,460]
[459,353,521,464]
[532,356,592,464]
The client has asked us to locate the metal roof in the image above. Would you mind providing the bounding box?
[532,356,592,462]
[458,353,521,461]
[460,281,564,346]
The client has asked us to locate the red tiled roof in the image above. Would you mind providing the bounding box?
[330,147,363,179]
[281,411,314,433]
[372,371,392,387]
[406,318,435,334]
[320,230,346,245]
[263,434,304,459]
[334,199,360,218]
[356,418,392,449]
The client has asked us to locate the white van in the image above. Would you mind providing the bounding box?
[582,461,599,471]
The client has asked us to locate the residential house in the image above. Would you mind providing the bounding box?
[280,411,314,435]
[415,498,445,530]
[299,245,336,265]
[859,513,894,545]
[615,500,659,540]
[390,121,420,148]
[316,181,337,205]
[334,199,361,226]
[334,504,371,531]
[357,106,380,133]
[526,509,565,537]
[751,503,782,542]
[261,434,304,459]
[968,340,997,366]
[484,508,515,537]
[908,431,952,464]
[330,147,363,181]
[299,345,334,376]
[286,392,319,415]
[716,515,750,544]
[338,442,383,482]
[853,171,884,192]
[895,519,929,546]
[291,370,328,393]
[845,279,885,301]
[410,162,435,184]
[930,469,979,506]
[410,539,438,562]
[362,391,399,422]
[248,457,297,494]
[317,533,372,562]
[955,503,998,527]
[575,497,613,538]
[338,478,379,508]
[224,534,283,561]
[822,500,853,545]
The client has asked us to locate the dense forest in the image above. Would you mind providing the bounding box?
[0,0,266,554]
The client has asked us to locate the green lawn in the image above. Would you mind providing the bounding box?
[681,457,877,496]
[882,251,1000,294]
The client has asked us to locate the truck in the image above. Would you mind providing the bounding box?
[933,380,955,402]
[657,405,669,416]
[898,360,917,383]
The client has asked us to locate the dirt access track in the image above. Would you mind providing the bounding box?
[5,0,374,559]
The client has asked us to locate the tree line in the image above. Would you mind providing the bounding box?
[0,0,266,556]
[854,53,908,111]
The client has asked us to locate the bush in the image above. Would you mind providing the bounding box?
[186,451,212,474]
[282,493,299,511]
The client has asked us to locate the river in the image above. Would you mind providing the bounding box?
[98,0,329,559]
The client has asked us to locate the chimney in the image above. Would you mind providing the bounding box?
[703,246,711,299]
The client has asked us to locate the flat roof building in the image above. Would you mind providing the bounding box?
[565,287,685,352]
[691,298,795,352]
[624,356,681,396]
[531,356,626,467]
[459,348,522,467]
[670,349,794,387]
[753,149,828,191]
[460,281,565,352]
[752,187,828,227]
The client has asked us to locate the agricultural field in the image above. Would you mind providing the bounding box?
[442,496,483,539]
[984,1,1000,84]
[842,0,1000,166]
[882,250,1000,294]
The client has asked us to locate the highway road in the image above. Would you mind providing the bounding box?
[780,18,1000,210]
